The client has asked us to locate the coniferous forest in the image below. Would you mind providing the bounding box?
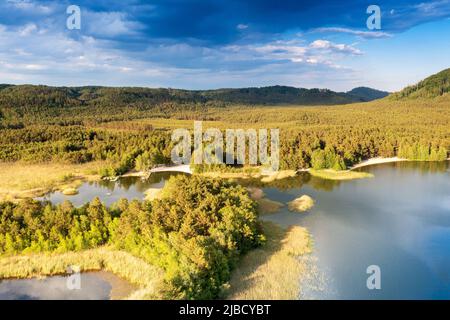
[0,69,449,174]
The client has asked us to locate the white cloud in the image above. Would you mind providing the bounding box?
[7,0,53,14]
[84,11,145,37]
[237,24,248,30]
[314,27,392,39]
[0,19,364,89]
[19,23,37,36]
[310,40,363,55]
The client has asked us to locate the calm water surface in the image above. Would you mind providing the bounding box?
[262,161,450,299]
[38,172,185,206]
[0,271,136,300]
[33,162,450,299]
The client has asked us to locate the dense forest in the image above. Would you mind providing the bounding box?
[0,84,390,128]
[389,68,450,99]
[0,69,448,174]
[0,175,263,299]
[0,101,448,174]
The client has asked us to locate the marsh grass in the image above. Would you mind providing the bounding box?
[61,187,79,195]
[309,169,373,180]
[0,162,104,201]
[227,222,313,300]
[0,247,165,299]
[287,195,315,212]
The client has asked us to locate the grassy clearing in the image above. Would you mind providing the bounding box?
[0,247,165,300]
[287,195,315,212]
[309,169,374,180]
[227,222,313,300]
[0,162,104,201]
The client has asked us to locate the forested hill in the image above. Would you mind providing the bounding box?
[346,87,389,101]
[389,68,450,99]
[197,86,383,104]
[0,84,386,111]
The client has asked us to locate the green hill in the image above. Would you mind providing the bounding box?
[0,84,389,126]
[0,84,372,108]
[390,68,450,99]
[346,87,389,101]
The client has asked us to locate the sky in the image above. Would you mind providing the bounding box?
[0,0,449,92]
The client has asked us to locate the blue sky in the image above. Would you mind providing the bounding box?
[0,0,449,91]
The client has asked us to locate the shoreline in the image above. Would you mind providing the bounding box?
[3,158,448,201]
[349,157,408,170]
[121,164,192,177]
[122,156,449,179]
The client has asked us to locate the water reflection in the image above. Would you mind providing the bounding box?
[262,161,450,299]
[0,271,136,300]
[38,172,186,207]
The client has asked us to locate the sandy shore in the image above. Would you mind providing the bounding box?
[123,156,444,179]
[349,157,407,170]
[122,164,192,177]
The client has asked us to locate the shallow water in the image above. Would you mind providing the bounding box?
[37,172,185,206]
[0,271,136,300]
[262,161,450,299]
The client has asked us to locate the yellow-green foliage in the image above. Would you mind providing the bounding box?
[0,176,263,299]
[110,175,264,299]
[143,187,162,201]
[227,222,313,300]
[287,195,315,212]
[62,187,79,195]
[1,98,449,175]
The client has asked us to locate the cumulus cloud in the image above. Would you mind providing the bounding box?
[0,0,447,90]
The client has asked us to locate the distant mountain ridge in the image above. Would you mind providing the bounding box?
[0,84,387,110]
[390,68,450,99]
[345,87,389,101]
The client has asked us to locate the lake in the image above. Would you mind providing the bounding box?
[33,161,450,299]
[262,161,450,299]
[37,172,181,207]
[0,271,137,300]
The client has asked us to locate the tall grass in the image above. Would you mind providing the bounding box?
[227,222,313,300]
[0,162,104,201]
[0,247,165,299]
